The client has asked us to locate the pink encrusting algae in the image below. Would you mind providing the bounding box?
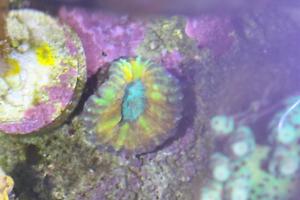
[0,103,56,133]
[59,7,145,77]
[46,86,74,107]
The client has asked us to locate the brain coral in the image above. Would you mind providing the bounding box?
[83,57,182,154]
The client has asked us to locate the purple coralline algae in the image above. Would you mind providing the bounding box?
[160,50,184,75]
[185,15,235,56]
[59,8,196,78]
[59,7,145,77]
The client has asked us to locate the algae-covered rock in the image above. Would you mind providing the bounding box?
[0,121,113,200]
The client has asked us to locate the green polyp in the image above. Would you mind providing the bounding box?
[116,123,129,148]
[103,88,115,101]
[210,115,235,135]
[94,98,109,106]
[139,117,150,131]
[290,110,300,126]
[150,91,163,101]
[276,123,297,144]
[121,80,146,122]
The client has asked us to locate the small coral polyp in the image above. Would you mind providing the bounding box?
[0,9,86,134]
[83,57,182,153]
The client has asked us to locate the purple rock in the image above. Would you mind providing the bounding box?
[185,15,235,56]
[59,7,146,77]
[77,166,142,200]
[139,128,207,198]
[159,50,183,75]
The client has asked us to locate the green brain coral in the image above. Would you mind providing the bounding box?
[83,57,182,154]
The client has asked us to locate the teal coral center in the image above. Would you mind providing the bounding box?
[121,79,146,122]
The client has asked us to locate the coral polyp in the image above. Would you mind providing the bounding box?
[83,57,182,153]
